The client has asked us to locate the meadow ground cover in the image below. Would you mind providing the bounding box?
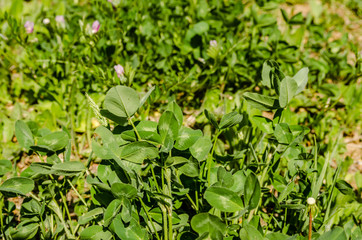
[0,0,361,239]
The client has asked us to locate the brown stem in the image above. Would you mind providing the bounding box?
[308,209,312,240]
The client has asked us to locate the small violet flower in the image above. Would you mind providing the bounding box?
[210,40,217,47]
[92,20,100,34]
[114,64,124,78]
[43,18,50,25]
[24,21,34,34]
[55,15,65,24]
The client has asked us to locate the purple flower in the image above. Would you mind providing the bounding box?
[210,40,217,47]
[55,15,65,24]
[24,21,34,34]
[92,20,100,34]
[114,64,124,78]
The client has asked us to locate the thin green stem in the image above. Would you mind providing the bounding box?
[151,166,161,193]
[59,191,74,235]
[67,179,87,208]
[129,117,142,140]
[161,168,165,191]
[0,194,5,240]
[85,151,93,169]
[185,193,198,211]
[139,198,161,240]
[69,80,78,156]
[206,131,222,186]
[159,204,168,240]
[168,206,173,240]
[48,198,73,238]
[325,166,341,221]
[247,147,273,222]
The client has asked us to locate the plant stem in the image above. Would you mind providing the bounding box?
[139,198,161,240]
[151,166,161,193]
[67,179,87,208]
[309,209,312,240]
[206,131,221,186]
[48,198,73,239]
[85,151,93,169]
[159,204,168,240]
[129,117,142,140]
[168,207,173,240]
[59,191,75,235]
[185,193,198,211]
[0,194,5,240]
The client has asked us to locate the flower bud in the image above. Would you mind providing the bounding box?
[55,15,65,24]
[210,40,217,47]
[307,197,316,205]
[114,64,124,78]
[92,20,100,34]
[43,18,50,25]
[24,21,34,34]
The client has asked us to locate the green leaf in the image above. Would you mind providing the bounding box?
[104,199,123,227]
[336,180,355,197]
[243,92,280,111]
[190,136,212,161]
[113,218,149,240]
[278,181,295,202]
[10,0,23,19]
[165,156,189,167]
[92,126,121,159]
[178,158,199,177]
[10,223,38,240]
[111,182,138,199]
[251,116,273,134]
[174,127,203,151]
[240,223,265,240]
[274,123,293,144]
[166,101,183,126]
[293,67,309,94]
[158,111,180,152]
[217,167,234,188]
[104,85,140,118]
[78,208,103,225]
[204,186,244,212]
[37,131,69,152]
[244,173,261,209]
[149,208,181,224]
[15,120,34,151]
[318,227,347,240]
[204,109,219,129]
[80,225,112,240]
[193,21,209,34]
[29,162,53,175]
[261,61,272,88]
[219,112,243,129]
[0,177,34,196]
[191,213,227,235]
[136,120,158,132]
[279,76,298,108]
[266,232,291,240]
[230,170,246,193]
[139,86,155,108]
[119,142,158,164]
[52,161,85,176]
[100,109,128,125]
[0,160,12,176]
[121,130,161,145]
